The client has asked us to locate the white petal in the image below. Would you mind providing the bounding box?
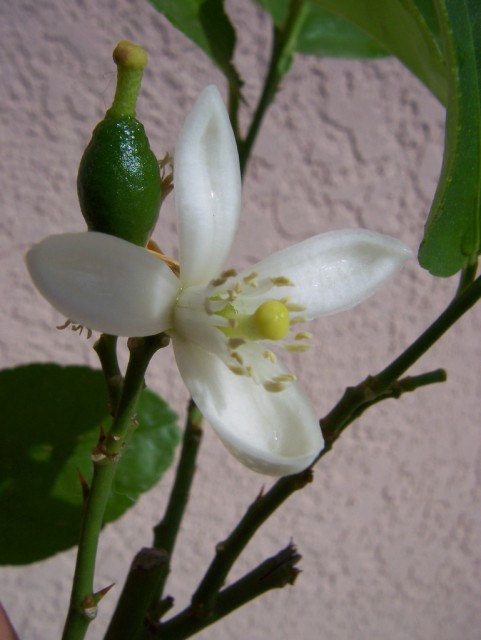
[172,337,324,476]
[240,230,412,318]
[26,232,179,336]
[174,86,241,287]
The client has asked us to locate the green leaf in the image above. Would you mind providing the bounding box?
[0,364,180,565]
[257,0,388,59]
[311,0,447,103]
[418,0,481,276]
[148,0,242,89]
[295,5,388,58]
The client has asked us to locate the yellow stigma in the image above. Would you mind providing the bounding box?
[112,40,148,70]
[254,300,290,341]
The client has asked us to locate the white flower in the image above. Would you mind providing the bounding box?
[27,86,412,476]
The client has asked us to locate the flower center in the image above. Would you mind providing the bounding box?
[254,300,290,340]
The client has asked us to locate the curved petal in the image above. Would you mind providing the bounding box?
[239,230,412,319]
[26,232,179,336]
[174,86,241,287]
[172,337,324,476]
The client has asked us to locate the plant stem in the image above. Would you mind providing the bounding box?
[104,547,170,640]
[103,399,203,639]
[61,335,167,640]
[189,469,313,614]
[321,275,481,445]
[236,0,307,175]
[151,399,203,603]
[156,543,301,639]
[94,335,123,415]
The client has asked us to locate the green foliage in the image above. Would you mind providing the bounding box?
[0,364,180,565]
[257,0,388,59]
[311,0,447,104]
[148,0,242,89]
[418,0,481,276]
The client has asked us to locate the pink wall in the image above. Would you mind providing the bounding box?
[1,2,480,639]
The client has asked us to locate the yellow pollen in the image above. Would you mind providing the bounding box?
[254,300,290,341]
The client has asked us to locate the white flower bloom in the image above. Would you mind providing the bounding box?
[27,86,412,476]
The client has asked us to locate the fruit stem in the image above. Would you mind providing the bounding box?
[108,40,147,118]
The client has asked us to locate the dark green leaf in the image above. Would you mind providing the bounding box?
[199,0,242,90]
[418,0,481,275]
[311,0,447,103]
[148,0,242,89]
[0,364,180,565]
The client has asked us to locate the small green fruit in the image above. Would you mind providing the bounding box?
[77,41,161,247]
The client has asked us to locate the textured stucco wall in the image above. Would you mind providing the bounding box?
[1,2,481,639]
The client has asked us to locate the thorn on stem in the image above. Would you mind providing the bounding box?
[77,469,90,502]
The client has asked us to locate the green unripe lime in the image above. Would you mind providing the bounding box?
[77,41,162,247]
[77,115,161,246]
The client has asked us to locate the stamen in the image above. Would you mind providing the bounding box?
[228,338,246,349]
[231,352,244,365]
[243,272,259,287]
[295,331,312,340]
[273,373,297,383]
[264,381,287,393]
[57,320,92,340]
[284,343,312,353]
[229,366,246,376]
[210,269,238,287]
[285,303,306,312]
[263,350,277,363]
[290,315,308,326]
[228,283,242,301]
[271,276,294,287]
[221,269,238,278]
[147,246,180,276]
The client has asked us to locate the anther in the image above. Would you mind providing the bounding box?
[273,373,296,383]
[229,366,245,376]
[264,381,287,393]
[284,343,311,353]
[295,331,312,340]
[263,350,277,363]
[231,352,244,365]
[228,338,246,349]
[271,276,294,287]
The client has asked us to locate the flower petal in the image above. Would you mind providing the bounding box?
[239,230,412,318]
[174,86,241,287]
[26,232,179,336]
[172,337,324,476]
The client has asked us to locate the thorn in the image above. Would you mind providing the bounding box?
[81,583,115,620]
[77,469,90,501]
[94,582,116,602]
[255,485,265,501]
